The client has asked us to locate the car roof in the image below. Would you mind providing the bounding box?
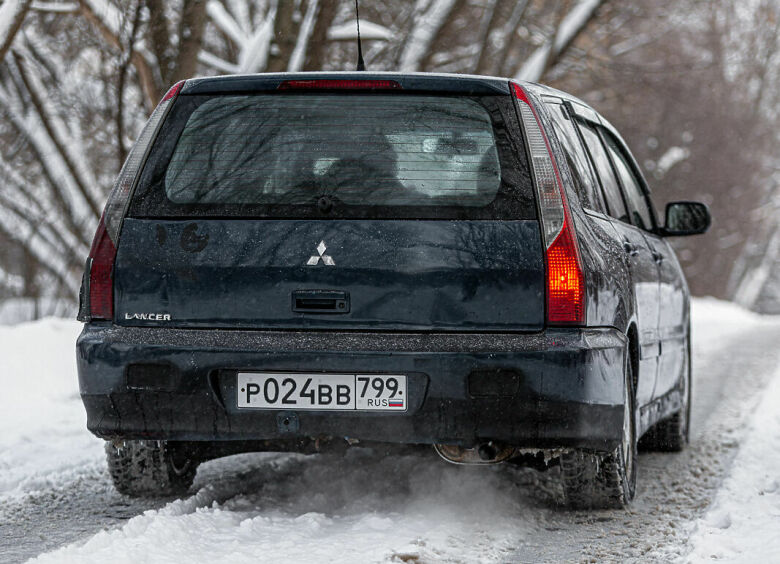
[182,71,517,96]
[527,82,631,155]
[181,71,604,123]
[524,81,592,107]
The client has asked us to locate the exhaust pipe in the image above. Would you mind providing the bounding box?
[434,442,515,465]
[477,442,498,461]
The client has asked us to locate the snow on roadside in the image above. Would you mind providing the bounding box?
[0,318,103,499]
[690,297,776,356]
[686,364,780,563]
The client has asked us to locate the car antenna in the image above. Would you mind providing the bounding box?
[355,0,366,71]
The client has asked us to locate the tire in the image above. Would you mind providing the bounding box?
[639,331,691,452]
[559,359,637,510]
[105,440,198,497]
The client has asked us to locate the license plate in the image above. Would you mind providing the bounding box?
[236,373,407,411]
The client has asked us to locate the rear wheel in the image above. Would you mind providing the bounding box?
[105,440,198,497]
[640,332,691,452]
[559,359,637,509]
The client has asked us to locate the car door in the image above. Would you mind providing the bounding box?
[645,232,688,399]
[601,129,686,402]
[601,131,689,399]
[575,120,660,407]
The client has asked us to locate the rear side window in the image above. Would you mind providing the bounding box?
[130,93,535,220]
[545,102,606,213]
[577,122,629,223]
[602,132,654,230]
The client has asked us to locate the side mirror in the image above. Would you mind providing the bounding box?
[662,201,711,236]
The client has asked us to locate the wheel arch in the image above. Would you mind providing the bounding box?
[625,321,640,396]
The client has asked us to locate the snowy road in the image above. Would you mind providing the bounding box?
[1,299,779,563]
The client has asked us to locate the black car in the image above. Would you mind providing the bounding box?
[76,72,710,509]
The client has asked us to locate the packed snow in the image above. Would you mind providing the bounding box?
[0,319,101,500]
[1,298,779,563]
[687,364,780,563]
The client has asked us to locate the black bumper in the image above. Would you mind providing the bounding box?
[77,325,627,451]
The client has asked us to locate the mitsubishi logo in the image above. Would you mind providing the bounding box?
[307,240,335,266]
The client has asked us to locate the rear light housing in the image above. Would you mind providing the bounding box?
[83,81,185,321]
[512,82,585,325]
[277,79,402,90]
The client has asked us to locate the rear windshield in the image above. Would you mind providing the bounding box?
[130,93,534,219]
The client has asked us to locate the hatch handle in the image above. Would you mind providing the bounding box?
[292,290,350,314]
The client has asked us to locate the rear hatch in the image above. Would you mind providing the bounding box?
[115,77,544,331]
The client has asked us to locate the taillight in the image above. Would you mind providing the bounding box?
[277,79,402,90]
[87,216,116,320]
[512,82,585,324]
[85,80,185,320]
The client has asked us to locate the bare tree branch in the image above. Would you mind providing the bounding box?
[303,0,337,70]
[266,0,297,72]
[116,0,144,164]
[398,0,458,72]
[146,0,174,84]
[515,0,605,82]
[12,49,102,219]
[78,0,159,108]
[0,0,32,62]
[173,0,208,82]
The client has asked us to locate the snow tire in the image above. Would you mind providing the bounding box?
[559,359,637,510]
[105,440,197,497]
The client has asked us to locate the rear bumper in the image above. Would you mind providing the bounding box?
[77,324,627,451]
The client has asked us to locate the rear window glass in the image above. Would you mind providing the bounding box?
[130,93,535,220]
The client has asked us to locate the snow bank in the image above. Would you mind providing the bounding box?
[686,364,780,563]
[690,297,775,356]
[0,318,102,499]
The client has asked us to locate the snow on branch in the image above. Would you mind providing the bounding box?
[237,14,273,73]
[79,0,122,39]
[206,0,246,47]
[0,0,31,62]
[328,20,393,42]
[399,0,457,72]
[202,0,275,73]
[288,0,318,72]
[11,48,102,219]
[516,0,604,82]
[0,74,95,247]
[77,0,158,108]
[30,1,78,12]
[197,49,239,74]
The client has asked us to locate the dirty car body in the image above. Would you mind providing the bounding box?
[76,72,709,506]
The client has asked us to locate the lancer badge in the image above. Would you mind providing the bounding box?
[307,240,335,266]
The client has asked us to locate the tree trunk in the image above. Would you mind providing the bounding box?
[173,0,208,84]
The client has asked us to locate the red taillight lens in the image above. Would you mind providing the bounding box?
[546,222,584,323]
[88,216,116,320]
[161,80,185,101]
[512,81,585,324]
[277,79,402,90]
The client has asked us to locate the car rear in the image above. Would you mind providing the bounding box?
[77,73,627,459]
